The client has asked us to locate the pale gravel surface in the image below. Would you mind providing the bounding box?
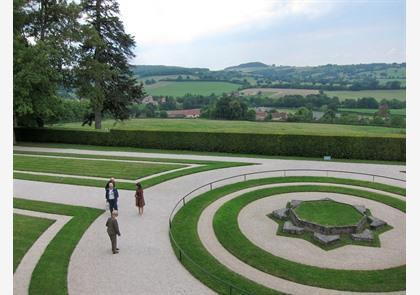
[13,146,406,295]
[13,209,72,295]
[238,191,405,270]
[198,185,405,295]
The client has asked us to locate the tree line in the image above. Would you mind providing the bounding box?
[14,0,144,131]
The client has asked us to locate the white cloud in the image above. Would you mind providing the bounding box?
[118,0,334,45]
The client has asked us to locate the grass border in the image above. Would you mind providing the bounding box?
[13,151,253,190]
[267,213,393,251]
[13,198,104,295]
[214,185,405,291]
[14,154,186,181]
[13,213,56,272]
[170,177,405,295]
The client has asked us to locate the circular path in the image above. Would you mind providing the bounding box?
[239,191,405,270]
[197,184,405,295]
[13,146,406,295]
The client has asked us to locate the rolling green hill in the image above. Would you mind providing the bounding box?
[145,81,240,96]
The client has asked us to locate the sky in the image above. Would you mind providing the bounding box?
[117,0,406,70]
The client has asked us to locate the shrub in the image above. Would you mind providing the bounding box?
[15,128,405,161]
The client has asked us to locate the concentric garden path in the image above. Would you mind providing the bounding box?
[13,146,406,295]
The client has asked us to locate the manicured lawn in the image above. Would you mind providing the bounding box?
[14,214,55,272]
[213,185,405,292]
[14,154,184,180]
[53,118,406,138]
[325,89,406,101]
[170,177,405,294]
[13,151,252,189]
[13,198,104,295]
[145,81,240,96]
[293,199,363,226]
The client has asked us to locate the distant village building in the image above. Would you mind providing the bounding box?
[271,112,288,121]
[167,109,201,119]
[255,111,268,121]
[141,95,158,106]
[158,97,166,104]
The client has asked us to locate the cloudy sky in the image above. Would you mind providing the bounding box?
[118,0,406,69]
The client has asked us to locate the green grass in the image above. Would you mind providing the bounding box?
[17,142,407,165]
[13,198,104,295]
[52,118,406,138]
[14,154,184,180]
[268,213,392,251]
[213,185,405,292]
[145,81,240,96]
[170,177,405,294]
[13,214,55,272]
[325,89,406,101]
[339,108,406,116]
[13,151,253,189]
[293,200,363,226]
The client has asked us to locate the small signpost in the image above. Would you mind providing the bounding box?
[323,155,332,161]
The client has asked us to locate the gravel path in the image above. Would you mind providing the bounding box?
[13,146,406,295]
[13,209,72,295]
[238,191,405,270]
[198,185,405,294]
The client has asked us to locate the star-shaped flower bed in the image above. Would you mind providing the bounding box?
[268,198,392,250]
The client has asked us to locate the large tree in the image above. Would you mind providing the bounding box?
[13,0,81,130]
[76,0,143,129]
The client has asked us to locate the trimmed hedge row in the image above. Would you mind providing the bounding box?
[15,127,405,161]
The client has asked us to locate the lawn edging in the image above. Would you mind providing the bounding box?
[213,185,405,292]
[13,198,104,295]
[170,177,405,294]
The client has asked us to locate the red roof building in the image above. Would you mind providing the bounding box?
[167,109,201,118]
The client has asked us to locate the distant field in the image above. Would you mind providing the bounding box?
[139,75,199,82]
[325,90,406,101]
[339,108,406,116]
[54,118,405,137]
[144,81,240,96]
[240,88,319,97]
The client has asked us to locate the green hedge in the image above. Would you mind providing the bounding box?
[15,127,405,161]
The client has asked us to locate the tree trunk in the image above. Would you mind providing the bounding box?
[94,108,102,129]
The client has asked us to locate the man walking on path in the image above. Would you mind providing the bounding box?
[106,210,121,254]
[105,182,119,214]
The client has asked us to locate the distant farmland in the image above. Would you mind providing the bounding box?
[239,88,319,97]
[54,118,405,138]
[144,81,240,96]
[325,89,406,101]
[338,108,406,116]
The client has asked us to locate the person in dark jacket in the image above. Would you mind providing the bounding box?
[106,210,121,254]
[105,182,119,214]
[105,177,116,190]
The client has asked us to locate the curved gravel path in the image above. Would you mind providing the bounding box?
[198,184,405,294]
[13,146,406,295]
[13,209,72,295]
[238,191,405,270]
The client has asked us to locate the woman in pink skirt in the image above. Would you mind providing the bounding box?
[134,182,145,215]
